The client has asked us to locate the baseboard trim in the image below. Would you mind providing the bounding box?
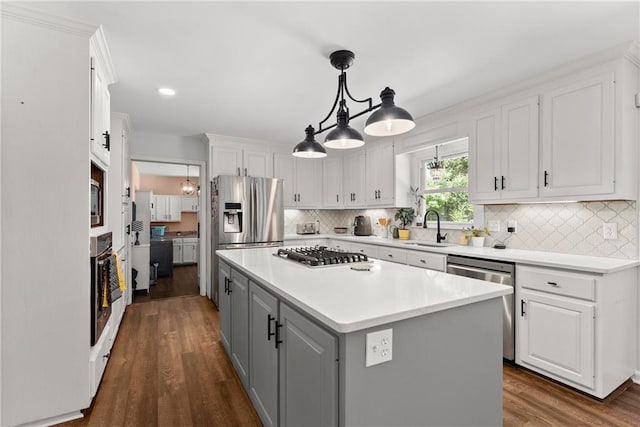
[19,411,83,427]
[632,371,640,384]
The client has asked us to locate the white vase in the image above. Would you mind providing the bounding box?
[471,236,485,248]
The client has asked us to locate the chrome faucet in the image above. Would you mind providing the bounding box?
[423,210,447,243]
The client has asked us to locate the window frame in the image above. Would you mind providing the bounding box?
[410,137,483,230]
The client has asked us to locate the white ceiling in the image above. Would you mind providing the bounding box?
[135,161,200,178]
[29,1,639,145]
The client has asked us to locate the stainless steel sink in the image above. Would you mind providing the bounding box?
[402,241,457,248]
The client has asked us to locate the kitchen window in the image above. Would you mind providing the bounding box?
[413,138,474,226]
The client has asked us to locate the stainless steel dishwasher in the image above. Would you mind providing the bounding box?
[446,255,516,361]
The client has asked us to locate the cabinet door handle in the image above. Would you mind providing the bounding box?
[494,176,498,191]
[126,224,130,235]
[223,277,228,294]
[227,278,232,294]
[237,167,241,176]
[420,259,426,264]
[544,170,549,187]
[102,130,110,151]
[336,194,339,203]
[501,176,505,190]
[297,194,301,202]
[521,299,526,316]
[275,320,283,349]
[547,281,559,287]
[103,351,110,360]
[267,314,276,341]
[125,187,131,197]
[244,168,247,176]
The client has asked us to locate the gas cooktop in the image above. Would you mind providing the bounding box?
[275,246,369,267]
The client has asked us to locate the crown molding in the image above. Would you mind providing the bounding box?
[90,26,118,85]
[112,112,132,132]
[1,2,97,38]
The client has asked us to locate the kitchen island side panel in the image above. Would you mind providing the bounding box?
[340,298,503,427]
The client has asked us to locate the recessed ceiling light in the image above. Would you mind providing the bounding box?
[158,87,176,96]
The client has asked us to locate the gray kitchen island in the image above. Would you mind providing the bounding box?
[217,247,512,427]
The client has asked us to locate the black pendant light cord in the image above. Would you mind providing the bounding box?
[315,68,381,136]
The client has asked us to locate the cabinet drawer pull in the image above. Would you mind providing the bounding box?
[420,259,426,264]
[494,176,498,191]
[547,281,559,287]
[267,314,276,341]
[387,254,393,258]
[275,320,283,349]
[521,299,526,316]
[103,352,110,360]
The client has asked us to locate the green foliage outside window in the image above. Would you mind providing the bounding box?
[423,156,473,223]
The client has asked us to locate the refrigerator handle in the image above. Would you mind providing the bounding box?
[250,178,257,243]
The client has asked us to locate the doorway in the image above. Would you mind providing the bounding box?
[130,159,207,302]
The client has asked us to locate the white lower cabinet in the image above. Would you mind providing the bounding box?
[173,237,199,264]
[222,265,338,427]
[89,324,112,398]
[516,265,637,398]
[405,250,446,271]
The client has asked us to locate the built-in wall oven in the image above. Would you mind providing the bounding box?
[446,255,516,361]
[90,232,112,346]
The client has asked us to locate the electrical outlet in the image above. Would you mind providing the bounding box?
[603,222,617,240]
[365,328,393,367]
[507,220,518,233]
[487,220,500,232]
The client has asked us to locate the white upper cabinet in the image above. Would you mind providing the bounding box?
[153,195,182,222]
[89,31,116,169]
[365,140,395,206]
[322,157,343,208]
[540,73,614,198]
[181,195,199,212]
[469,97,539,203]
[342,151,366,208]
[273,154,322,209]
[207,134,273,178]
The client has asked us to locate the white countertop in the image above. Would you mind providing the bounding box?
[217,247,512,334]
[285,234,640,274]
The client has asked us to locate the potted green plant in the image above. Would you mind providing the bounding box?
[463,225,491,247]
[394,208,415,240]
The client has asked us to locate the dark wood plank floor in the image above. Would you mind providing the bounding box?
[61,293,640,426]
[60,296,261,426]
[133,264,200,303]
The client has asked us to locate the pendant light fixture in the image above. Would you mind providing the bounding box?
[181,165,196,195]
[427,145,445,182]
[292,49,415,157]
[292,125,327,158]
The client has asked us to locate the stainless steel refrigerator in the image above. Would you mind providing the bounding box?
[211,175,284,305]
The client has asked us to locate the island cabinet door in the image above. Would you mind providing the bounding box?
[218,262,232,354]
[230,269,251,391]
[279,303,338,427]
[248,283,279,427]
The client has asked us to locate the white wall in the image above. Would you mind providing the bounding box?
[129,131,207,162]
[2,9,92,425]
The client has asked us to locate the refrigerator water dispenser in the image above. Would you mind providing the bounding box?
[223,202,242,233]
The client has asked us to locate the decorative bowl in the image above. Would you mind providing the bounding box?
[334,227,348,234]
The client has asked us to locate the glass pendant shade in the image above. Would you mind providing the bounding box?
[181,165,196,195]
[364,87,416,137]
[293,126,327,158]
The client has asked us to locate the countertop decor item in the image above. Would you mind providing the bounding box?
[292,49,415,158]
[334,227,348,234]
[463,226,491,247]
[394,208,415,240]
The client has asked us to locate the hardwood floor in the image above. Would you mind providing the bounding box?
[61,294,640,426]
[133,264,200,303]
[61,296,261,426]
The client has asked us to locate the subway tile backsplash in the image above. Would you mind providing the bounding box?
[286,200,637,259]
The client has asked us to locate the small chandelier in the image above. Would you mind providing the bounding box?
[181,165,196,195]
[293,50,415,158]
[427,145,445,182]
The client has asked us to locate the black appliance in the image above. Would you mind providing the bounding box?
[90,232,112,346]
[354,215,372,236]
[275,246,368,267]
